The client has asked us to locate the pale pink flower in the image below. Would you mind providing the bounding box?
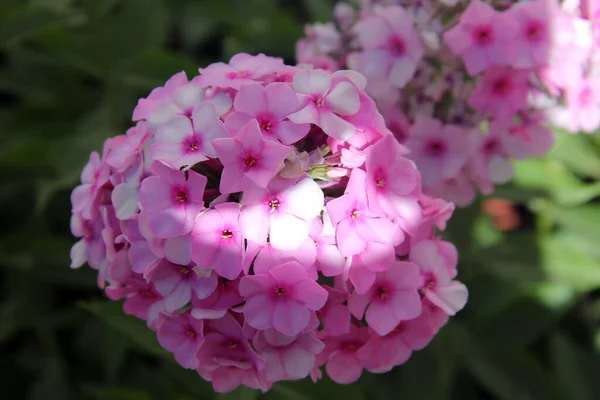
[253,329,325,382]
[213,119,290,194]
[322,325,369,384]
[326,168,398,257]
[348,261,422,336]
[240,176,324,251]
[145,259,218,312]
[443,0,518,74]
[71,152,110,220]
[191,202,243,280]
[346,242,396,294]
[508,0,555,68]
[225,82,309,144]
[468,66,531,124]
[244,238,318,278]
[410,240,468,316]
[561,78,600,133]
[354,5,424,87]
[288,69,361,141]
[151,102,228,170]
[157,311,204,369]
[138,161,207,238]
[70,213,106,270]
[197,53,284,89]
[239,261,328,336]
[310,214,346,277]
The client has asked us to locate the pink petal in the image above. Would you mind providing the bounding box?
[268,261,308,287]
[244,293,275,330]
[155,116,192,144]
[288,103,319,125]
[224,111,253,133]
[139,177,173,213]
[234,82,267,116]
[292,69,331,96]
[283,177,324,221]
[192,274,219,299]
[128,242,157,274]
[388,57,417,88]
[174,338,200,369]
[269,211,309,251]
[390,289,422,320]
[186,170,207,203]
[265,82,301,118]
[191,102,219,133]
[326,352,363,384]
[273,299,310,336]
[164,235,192,265]
[336,219,366,257]
[240,205,270,245]
[212,239,243,280]
[347,292,370,319]
[236,119,265,155]
[320,302,351,336]
[165,282,192,311]
[148,206,188,238]
[366,300,400,336]
[70,240,86,269]
[316,244,346,277]
[326,193,354,226]
[212,138,244,166]
[276,121,310,145]
[325,82,360,116]
[239,274,277,297]
[282,347,315,379]
[427,282,468,315]
[290,279,328,310]
[319,109,356,141]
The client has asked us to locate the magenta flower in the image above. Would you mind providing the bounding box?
[468,66,530,124]
[196,312,268,393]
[348,261,422,336]
[240,176,324,251]
[404,116,473,187]
[198,53,284,89]
[443,0,518,75]
[253,329,325,382]
[139,161,207,238]
[71,152,110,220]
[354,5,424,87]
[121,280,165,328]
[191,276,244,320]
[365,134,420,217]
[191,202,243,280]
[410,240,468,316]
[288,69,361,141]
[146,259,218,312]
[326,168,398,257]
[225,82,310,144]
[239,261,328,336]
[212,119,290,194]
[157,311,204,369]
[322,325,369,384]
[151,102,228,170]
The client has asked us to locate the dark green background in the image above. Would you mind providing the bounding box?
[1,0,600,399]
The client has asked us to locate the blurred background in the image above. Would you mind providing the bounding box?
[1,0,600,399]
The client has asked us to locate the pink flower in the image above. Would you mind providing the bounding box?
[322,325,369,384]
[468,66,530,124]
[240,176,324,251]
[310,214,345,277]
[157,311,204,369]
[245,238,318,277]
[119,279,165,328]
[410,240,468,316]
[151,102,228,170]
[196,313,268,393]
[105,122,151,172]
[561,78,600,133]
[197,53,284,89]
[443,0,518,75]
[253,329,325,382]
[191,276,244,320]
[225,82,310,144]
[239,261,328,336]
[348,261,422,336]
[508,0,554,68]
[139,161,207,238]
[365,134,420,217]
[146,259,218,312]
[326,168,398,257]
[499,119,555,159]
[191,202,243,280]
[404,116,473,187]
[212,119,290,194]
[71,152,110,220]
[70,213,106,270]
[354,5,424,87]
[317,286,351,336]
[346,241,396,294]
[288,69,361,141]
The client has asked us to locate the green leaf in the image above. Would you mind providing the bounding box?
[81,385,153,400]
[0,6,64,46]
[551,334,600,400]
[452,324,565,400]
[550,131,600,179]
[28,357,73,400]
[80,301,170,360]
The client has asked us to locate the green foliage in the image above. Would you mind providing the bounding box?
[1,0,599,399]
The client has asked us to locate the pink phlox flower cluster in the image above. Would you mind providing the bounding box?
[297,0,600,206]
[70,53,466,392]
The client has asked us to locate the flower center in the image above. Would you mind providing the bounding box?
[483,138,501,155]
[185,328,197,338]
[260,119,272,132]
[314,97,325,108]
[376,177,385,187]
[218,277,229,287]
[492,78,510,95]
[227,70,250,80]
[269,199,280,210]
[174,189,188,203]
[425,139,447,157]
[245,156,257,168]
[389,36,406,55]
[375,285,389,300]
[275,287,286,296]
[350,209,361,219]
[579,86,594,107]
[221,229,233,239]
[525,21,543,41]
[473,26,493,46]
[228,340,238,349]
[179,266,191,275]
